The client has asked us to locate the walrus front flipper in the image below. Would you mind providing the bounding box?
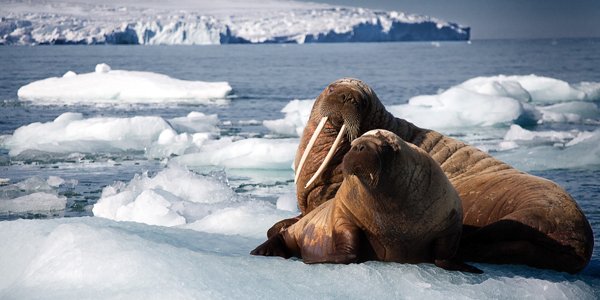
[267,216,301,238]
[303,224,362,264]
[434,259,483,274]
[250,233,293,259]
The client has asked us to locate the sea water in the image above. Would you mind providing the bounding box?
[1,40,599,298]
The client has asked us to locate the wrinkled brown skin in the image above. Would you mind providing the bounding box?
[253,130,481,273]
[268,78,594,274]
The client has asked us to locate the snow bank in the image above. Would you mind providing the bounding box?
[389,75,600,130]
[2,112,220,159]
[173,137,298,170]
[0,176,71,214]
[494,126,600,171]
[263,99,314,137]
[0,217,597,299]
[93,165,294,237]
[17,64,232,105]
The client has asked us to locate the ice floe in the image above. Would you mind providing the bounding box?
[263,99,314,137]
[2,111,222,160]
[93,165,294,236]
[389,75,600,130]
[0,176,75,214]
[173,137,298,170]
[495,126,600,171]
[17,64,232,105]
[0,216,597,299]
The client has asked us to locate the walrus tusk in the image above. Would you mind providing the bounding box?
[305,123,347,188]
[295,116,328,184]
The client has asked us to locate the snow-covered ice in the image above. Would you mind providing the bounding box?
[173,137,298,170]
[17,63,232,105]
[0,216,597,299]
[93,164,294,236]
[263,99,314,137]
[1,111,222,159]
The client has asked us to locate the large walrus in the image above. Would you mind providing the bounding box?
[253,129,481,273]
[270,78,593,273]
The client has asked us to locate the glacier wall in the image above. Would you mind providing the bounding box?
[0,7,469,45]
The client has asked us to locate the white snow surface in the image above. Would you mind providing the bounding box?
[0,216,597,299]
[17,64,232,104]
[0,0,469,45]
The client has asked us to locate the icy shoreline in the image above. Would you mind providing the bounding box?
[0,1,469,45]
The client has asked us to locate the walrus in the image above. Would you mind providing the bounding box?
[269,78,593,274]
[253,129,481,273]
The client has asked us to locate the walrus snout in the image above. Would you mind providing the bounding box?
[342,140,381,185]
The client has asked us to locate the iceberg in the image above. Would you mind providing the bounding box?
[0,0,470,45]
[17,64,232,105]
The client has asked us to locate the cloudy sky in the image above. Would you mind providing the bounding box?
[300,0,600,39]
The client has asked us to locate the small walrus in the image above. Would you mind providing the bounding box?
[252,130,481,273]
[269,78,593,274]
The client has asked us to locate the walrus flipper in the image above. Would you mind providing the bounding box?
[267,215,301,238]
[250,232,293,259]
[303,224,362,264]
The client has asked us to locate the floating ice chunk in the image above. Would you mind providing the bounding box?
[538,102,600,124]
[168,111,220,134]
[389,87,537,129]
[93,165,238,227]
[504,125,578,144]
[263,99,314,137]
[2,112,172,157]
[62,71,77,78]
[46,176,65,187]
[94,63,111,73]
[0,176,67,214]
[17,64,232,104]
[174,137,298,170]
[494,128,600,171]
[0,217,596,299]
[460,75,600,104]
[0,192,66,214]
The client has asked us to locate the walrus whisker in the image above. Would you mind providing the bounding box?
[305,123,347,189]
[295,116,327,184]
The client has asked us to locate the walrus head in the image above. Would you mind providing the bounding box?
[342,129,402,190]
[295,78,382,188]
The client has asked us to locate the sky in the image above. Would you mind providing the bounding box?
[300,0,600,39]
